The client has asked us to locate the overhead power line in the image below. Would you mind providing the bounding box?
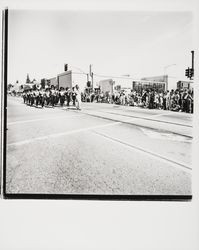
[93,73,141,81]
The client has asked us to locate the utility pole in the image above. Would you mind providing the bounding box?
[185,51,194,80]
[89,64,94,91]
[191,50,194,80]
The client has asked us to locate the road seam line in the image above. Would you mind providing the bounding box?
[102,111,192,128]
[8,113,85,125]
[92,130,192,173]
[79,111,192,139]
[7,121,121,147]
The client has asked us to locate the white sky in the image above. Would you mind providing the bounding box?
[8,10,193,88]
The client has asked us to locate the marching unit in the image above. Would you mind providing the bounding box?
[22,85,82,110]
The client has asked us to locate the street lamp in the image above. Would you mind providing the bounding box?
[163,64,176,90]
[121,74,131,77]
[163,64,176,75]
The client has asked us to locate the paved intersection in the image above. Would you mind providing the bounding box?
[6,96,192,195]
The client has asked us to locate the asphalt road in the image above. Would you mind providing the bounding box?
[6,96,192,195]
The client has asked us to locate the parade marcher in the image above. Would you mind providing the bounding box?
[30,89,34,106]
[59,87,65,107]
[35,88,40,107]
[26,89,31,105]
[39,88,46,108]
[91,92,95,102]
[22,90,26,104]
[65,87,71,107]
[50,85,56,107]
[74,84,81,110]
[45,88,51,106]
[55,87,60,105]
[71,87,76,106]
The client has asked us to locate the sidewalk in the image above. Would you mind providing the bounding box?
[83,101,193,118]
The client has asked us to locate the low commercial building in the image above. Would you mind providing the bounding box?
[132,80,166,92]
[98,79,115,94]
[141,75,168,90]
[114,85,121,91]
[46,70,87,90]
[57,71,72,89]
[48,77,57,87]
[176,81,193,90]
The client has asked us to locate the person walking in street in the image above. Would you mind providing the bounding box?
[30,89,34,107]
[65,87,71,107]
[50,85,56,107]
[39,88,45,108]
[22,90,26,104]
[45,87,51,106]
[71,87,76,106]
[54,87,60,105]
[74,84,81,110]
[35,88,40,107]
[91,91,95,102]
[59,87,65,107]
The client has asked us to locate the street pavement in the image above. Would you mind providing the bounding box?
[6,96,192,195]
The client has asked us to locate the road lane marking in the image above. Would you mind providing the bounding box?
[8,114,85,125]
[7,121,121,147]
[92,130,192,173]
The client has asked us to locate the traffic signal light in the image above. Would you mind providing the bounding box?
[185,67,194,79]
[185,67,190,78]
[64,64,68,71]
[87,81,91,87]
[190,68,194,78]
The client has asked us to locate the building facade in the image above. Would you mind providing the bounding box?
[141,75,168,90]
[46,70,87,90]
[57,71,72,89]
[48,77,57,87]
[98,79,115,94]
[176,81,193,90]
[132,80,166,93]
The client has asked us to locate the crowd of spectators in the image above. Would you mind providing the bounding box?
[82,88,193,113]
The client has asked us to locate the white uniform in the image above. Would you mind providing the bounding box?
[75,88,81,110]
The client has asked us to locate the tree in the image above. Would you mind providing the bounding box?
[7,84,13,91]
[26,74,30,83]
[41,79,46,89]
